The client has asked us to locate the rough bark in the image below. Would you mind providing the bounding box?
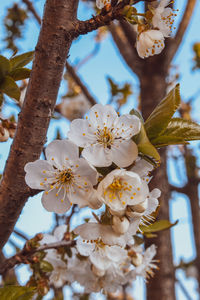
[140,68,176,300]
[0,0,79,250]
[184,148,200,295]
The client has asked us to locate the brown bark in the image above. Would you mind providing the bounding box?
[140,70,176,300]
[184,149,200,295]
[0,0,79,250]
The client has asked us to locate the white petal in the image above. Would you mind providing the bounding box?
[74,223,130,247]
[131,158,154,177]
[54,224,67,241]
[68,119,96,147]
[112,140,138,167]
[73,158,98,185]
[77,238,95,256]
[24,160,54,189]
[114,114,141,138]
[89,104,118,129]
[45,139,79,167]
[90,250,110,270]
[86,189,103,210]
[41,188,71,214]
[82,144,112,167]
[104,245,127,263]
[68,183,93,208]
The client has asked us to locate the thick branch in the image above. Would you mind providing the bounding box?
[166,0,197,65]
[0,0,79,250]
[0,240,76,275]
[65,61,97,106]
[22,0,41,25]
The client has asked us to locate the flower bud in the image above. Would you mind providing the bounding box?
[0,127,9,142]
[92,264,105,277]
[112,216,130,234]
[132,253,143,267]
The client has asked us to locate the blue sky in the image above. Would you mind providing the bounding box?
[0,0,200,299]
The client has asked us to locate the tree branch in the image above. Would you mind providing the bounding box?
[166,0,197,65]
[109,23,142,76]
[0,0,79,250]
[65,61,97,106]
[169,184,189,194]
[71,0,131,37]
[22,0,41,25]
[0,240,76,275]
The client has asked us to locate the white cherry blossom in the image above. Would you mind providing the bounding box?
[152,0,177,37]
[25,140,100,214]
[97,169,149,216]
[77,237,127,277]
[134,244,157,279]
[68,104,141,168]
[58,94,91,121]
[74,221,135,247]
[136,29,165,59]
[39,225,68,288]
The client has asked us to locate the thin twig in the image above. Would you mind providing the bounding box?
[175,277,193,300]
[0,240,76,275]
[22,0,41,25]
[13,229,29,241]
[65,61,97,106]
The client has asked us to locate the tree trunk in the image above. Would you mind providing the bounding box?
[185,149,200,296]
[0,0,79,250]
[140,67,176,300]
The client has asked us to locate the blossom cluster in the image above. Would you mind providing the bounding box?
[25,104,160,293]
[96,0,178,59]
[39,224,157,293]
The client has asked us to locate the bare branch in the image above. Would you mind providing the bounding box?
[175,277,193,300]
[65,61,97,106]
[109,23,142,76]
[0,240,76,275]
[166,0,197,65]
[0,0,79,250]
[169,184,188,194]
[22,0,41,25]
[72,0,131,37]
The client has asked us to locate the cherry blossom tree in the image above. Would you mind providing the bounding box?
[0,0,199,299]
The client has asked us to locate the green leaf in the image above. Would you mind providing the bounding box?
[151,118,200,147]
[133,123,160,163]
[10,51,34,70]
[145,84,181,140]
[0,56,11,81]
[0,286,35,300]
[9,67,31,81]
[140,219,178,234]
[129,108,144,123]
[40,260,54,273]
[0,76,20,101]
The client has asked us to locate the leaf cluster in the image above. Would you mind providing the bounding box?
[0,51,34,102]
[0,286,35,300]
[131,84,200,164]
